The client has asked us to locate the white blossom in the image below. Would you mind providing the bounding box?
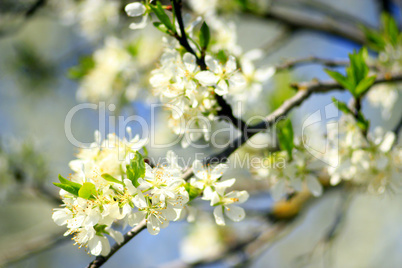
[125,2,149,30]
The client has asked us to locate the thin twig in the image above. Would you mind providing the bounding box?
[241,4,368,45]
[276,56,350,71]
[86,220,146,268]
[183,71,402,180]
[172,0,246,130]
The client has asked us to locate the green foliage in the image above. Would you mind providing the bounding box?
[150,2,175,33]
[94,224,108,236]
[68,55,95,80]
[184,183,202,201]
[235,0,249,9]
[126,151,145,187]
[101,173,124,185]
[356,111,370,133]
[199,22,210,49]
[332,97,353,115]
[153,22,170,34]
[53,174,82,196]
[78,182,97,200]
[325,48,376,97]
[362,12,401,51]
[332,97,370,133]
[276,119,294,159]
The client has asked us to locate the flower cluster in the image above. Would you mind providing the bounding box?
[149,38,245,147]
[52,130,248,256]
[254,149,325,201]
[327,115,401,194]
[190,160,249,225]
[253,115,401,199]
[52,0,121,40]
[76,38,134,103]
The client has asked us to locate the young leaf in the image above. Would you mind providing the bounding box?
[356,111,370,133]
[381,13,399,46]
[78,182,97,200]
[58,174,82,191]
[325,69,354,91]
[199,22,210,49]
[354,75,376,96]
[184,183,202,201]
[277,119,294,159]
[150,2,175,32]
[101,173,124,185]
[132,151,146,177]
[53,183,80,196]
[126,151,145,187]
[153,22,169,34]
[347,49,368,90]
[67,55,95,80]
[332,97,353,115]
[361,26,386,51]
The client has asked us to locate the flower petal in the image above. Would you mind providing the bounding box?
[211,163,229,181]
[125,2,146,17]
[129,14,148,30]
[215,80,228,96]
[271,179,286,201]
[183,52,197,73]
[306,174,323,197]
[195,71,218,86]
[225,56,237,73]
[224,204,245,222]
[213,206,225,226]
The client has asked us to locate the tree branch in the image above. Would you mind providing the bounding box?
[275,56,350,71]
[242,3,369,45]
[172,0,246,130]
[85,69,402,267]
[86,220,146,268]
[182,71,402,180]
[86,6,402,264]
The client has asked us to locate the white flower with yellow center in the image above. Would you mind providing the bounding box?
[195,55,245,96]
[209,185,249,226]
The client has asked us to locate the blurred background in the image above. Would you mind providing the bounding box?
[0,0,401,267]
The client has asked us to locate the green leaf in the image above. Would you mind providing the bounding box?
[101,173,124,185]
[58,174,82,189]
[53,183,80,196]
[67,55,95,80]
[356,111,370,133]
[126,151,145,187]
[347,48,368,90]
[325,69,354,91]
[277,119,294,159]
[332,97,353,115]
[326,48,372,97]
[184,183,202,201]
[361,26,386,51]
[354,75,376,96]
[54,174,82,196]
[153,22,169,34]
[381,13,399,46]
[150,2,175,32]
[199,22,210,49]
[78,182,97,200]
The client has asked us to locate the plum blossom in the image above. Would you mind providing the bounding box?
[125,1,149,30]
